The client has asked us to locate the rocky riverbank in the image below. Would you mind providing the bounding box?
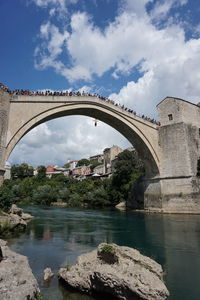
[59,243,169,300]
[0,239,40,300]
[0,204,33,236]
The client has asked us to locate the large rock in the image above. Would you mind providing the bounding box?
[9,204,33,221]
[115,201,126,210]
[0,205,34,235]
[21,212,34,221]
[9,204,23,216]
[43,267,54,281]
[59,243,169,300]
[0,239,40,300]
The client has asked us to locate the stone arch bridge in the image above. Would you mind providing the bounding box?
[0,90,200,213]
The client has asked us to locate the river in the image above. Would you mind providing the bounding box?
[6,205,200,300]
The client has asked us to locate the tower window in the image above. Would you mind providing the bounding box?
[168,114,173,121]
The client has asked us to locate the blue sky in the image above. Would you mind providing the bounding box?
[1,0,200,166]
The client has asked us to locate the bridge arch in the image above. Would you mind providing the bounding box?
[5,96,160,178]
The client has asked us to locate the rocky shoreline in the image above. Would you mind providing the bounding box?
[0,204,33,236]
[0,239,40,300]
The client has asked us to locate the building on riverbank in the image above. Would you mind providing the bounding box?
[103,145,123,174]
[4,162,11,179]
[72,165,91,178]
[89,154,104,163]
[46,165,67,178]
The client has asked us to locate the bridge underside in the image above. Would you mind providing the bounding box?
[5,99,160,179]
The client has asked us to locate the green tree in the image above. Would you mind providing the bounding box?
[32,185,57,205]
[11,163,34,179]
[87,186,110,207]
[90,160,102,172]
[77,159,90,167]
[57,187,70,203]
[68,193,82,207]
[36,165,46,180]
[111,150,144,202]
[0,185,15,211]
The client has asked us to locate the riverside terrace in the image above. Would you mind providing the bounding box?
[0,83,161,126]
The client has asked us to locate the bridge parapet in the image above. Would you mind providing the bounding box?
[11,94,158,129]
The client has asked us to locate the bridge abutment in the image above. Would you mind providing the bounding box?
[157,97,200,212]
[128,97,200,213]
[0,90,10,173]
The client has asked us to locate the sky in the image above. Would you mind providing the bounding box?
[0,0,200,166]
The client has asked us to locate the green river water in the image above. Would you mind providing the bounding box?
[6,205,200,300]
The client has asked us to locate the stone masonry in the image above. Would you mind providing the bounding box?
[1,90,200,212]
[0,90,10,185]
[156,97,200,212]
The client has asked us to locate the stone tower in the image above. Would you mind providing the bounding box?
[157,97,200,212]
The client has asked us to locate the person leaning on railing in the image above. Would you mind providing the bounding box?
[0,82,161,126]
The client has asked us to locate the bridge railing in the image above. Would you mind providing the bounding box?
[6,87,160,126]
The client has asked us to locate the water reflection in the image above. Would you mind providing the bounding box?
[6,206,200,300]
[144,214,200,300]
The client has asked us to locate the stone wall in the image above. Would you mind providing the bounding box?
[157,97,200,127]
[142,97,200,212]
[129,97,200,213]
[158,97,200,179]
[0,90,10,180]
[159,123,195,177]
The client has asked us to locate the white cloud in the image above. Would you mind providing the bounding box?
[110,36,200,118]
[32,0,78,17]
[150,0,188,22]
[34,2,195,90]
[33,0,200,111]
[9,116,131,166]
[36,11,171,81]
[150,0,174,21]
[34,22,69,71]
[78,85,92,93]
[28,0,200,165]
[119,0,151,17]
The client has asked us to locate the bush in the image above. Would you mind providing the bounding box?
[87,186,110,207]
[68,193,82,207]
[32,185,57,205]
[57,187,70,203]
[101,244,114,253]
[0,186,16,211]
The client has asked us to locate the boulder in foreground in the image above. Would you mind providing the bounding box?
[59,243,169,300]
[0,204,34,236]
[0,239,40,300]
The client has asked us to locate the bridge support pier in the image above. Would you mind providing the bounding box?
[129,176,200,213]
[128,97,200,213]
[0,90,11,186]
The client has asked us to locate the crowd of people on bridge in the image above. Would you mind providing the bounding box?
[0,82,161,126]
